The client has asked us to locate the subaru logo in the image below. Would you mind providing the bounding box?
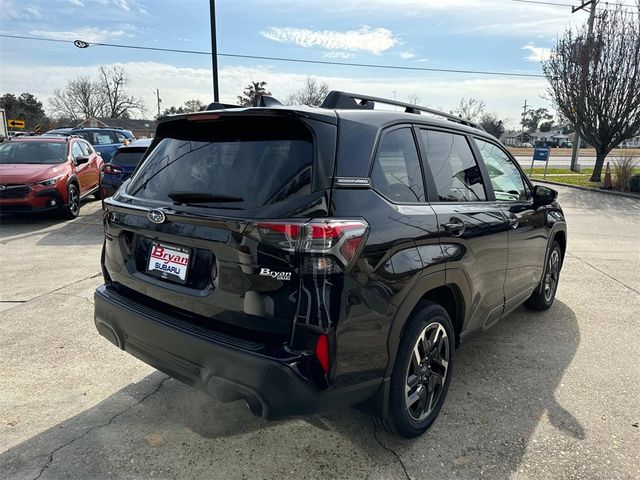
[147,209,166,224]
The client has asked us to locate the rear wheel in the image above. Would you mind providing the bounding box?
[384,302,455,438]
[524,240,562,310]
[62,183,80,219]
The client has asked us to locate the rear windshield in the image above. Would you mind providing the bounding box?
[0,141,67,164]
[111,149,146,166]
[126,117,313,209]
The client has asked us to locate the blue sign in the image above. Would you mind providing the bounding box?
[533,147,550,161]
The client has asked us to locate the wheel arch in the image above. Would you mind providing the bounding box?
[384,271,466,378]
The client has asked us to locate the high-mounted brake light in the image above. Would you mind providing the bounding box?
[186,114,220,121]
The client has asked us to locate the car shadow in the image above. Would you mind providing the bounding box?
[0,301,580,479]
[0,199,103,241]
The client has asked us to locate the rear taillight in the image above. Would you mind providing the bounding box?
[315,334,330,374]
[103,164,122,175]
[248,218,368,271]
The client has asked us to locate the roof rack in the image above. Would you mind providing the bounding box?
[320,91,482,130]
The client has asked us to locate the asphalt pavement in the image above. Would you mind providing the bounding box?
[1,189,639,480]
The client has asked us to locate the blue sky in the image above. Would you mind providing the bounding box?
[0,0,594,127]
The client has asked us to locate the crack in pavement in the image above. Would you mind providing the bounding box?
[567,252,640,296]
[32,376,171,480]
[371,418,411,480]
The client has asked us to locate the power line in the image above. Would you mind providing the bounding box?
[510,0,637,11]
[0,34,547,78]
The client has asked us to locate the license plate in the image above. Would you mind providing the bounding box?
[146,242,190,284]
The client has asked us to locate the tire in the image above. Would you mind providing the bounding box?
[62,183,80,219]
[384,302,455,438]
[524,240,562,311]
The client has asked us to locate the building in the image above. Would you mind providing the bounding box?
[503,132,534,147]
[530,128,573,148]
[620,135,640,148]
[75,117,156,138]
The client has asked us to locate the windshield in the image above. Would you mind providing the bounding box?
[0,142,67,164]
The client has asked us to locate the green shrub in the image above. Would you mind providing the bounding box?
[630,174,640,193]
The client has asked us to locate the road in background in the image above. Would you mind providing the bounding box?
[1,188,639,479]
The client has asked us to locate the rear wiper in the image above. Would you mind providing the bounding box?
[167,191,244,204]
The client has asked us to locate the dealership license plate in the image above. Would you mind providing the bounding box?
[147,242,190,284]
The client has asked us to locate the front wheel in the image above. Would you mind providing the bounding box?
[524,240,562,310]
[384,302,455,438]
[62,183,80,219]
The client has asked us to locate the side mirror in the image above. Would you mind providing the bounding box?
[76,155,90,165]
[532,184,557,207]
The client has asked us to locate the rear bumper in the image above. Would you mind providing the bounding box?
[94,284,378,419]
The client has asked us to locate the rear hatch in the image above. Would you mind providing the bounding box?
[102,109,338,347]
[105,146,148,181]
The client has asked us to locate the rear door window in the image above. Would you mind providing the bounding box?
[420,130,487,202]
[371,127,425,203]
[127,120,313,210]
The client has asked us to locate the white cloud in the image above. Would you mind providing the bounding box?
[112,0,131,11]
[24,5,42,18]
[260,26,398,55]
[68,0,85,6]
[29,26,136,43]
[323,51,355,59]
[522,44,552,62]
[297,0,586,37]
[399,51,417,59]
[0,61,551,129]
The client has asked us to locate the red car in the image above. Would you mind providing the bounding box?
[0,136,103,218]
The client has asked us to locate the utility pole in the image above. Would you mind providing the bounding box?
[209,0,219,102]
[156,89,161,117]
[569,0,598,171]
[521,99,528,146]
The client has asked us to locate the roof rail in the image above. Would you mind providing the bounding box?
[320,91,482,130]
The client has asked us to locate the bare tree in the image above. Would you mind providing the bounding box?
[452,98,485,122]
[97,66,145,118]
[543,5,640,181]
[49,76,102,121]
[49,67,145,120]
[285,77,329,106]
[237,81,271,107]
[407,93,421,106]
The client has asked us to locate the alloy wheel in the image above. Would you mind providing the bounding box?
[69,186,79,216]
[544,249,560,302]
[405,322,450,421]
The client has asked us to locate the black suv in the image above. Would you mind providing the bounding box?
[94,92,566,438]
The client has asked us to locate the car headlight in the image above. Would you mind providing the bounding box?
[37,176,61,186]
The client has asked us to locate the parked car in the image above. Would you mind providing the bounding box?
[46,127,134,162]
[0,136,103,218]
[94,91,567,438]
[101,138,152,198]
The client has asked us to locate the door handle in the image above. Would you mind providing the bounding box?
[444,218,465,237]
[506,213,520,229]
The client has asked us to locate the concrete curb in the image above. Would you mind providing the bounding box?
[533,179,640,200]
